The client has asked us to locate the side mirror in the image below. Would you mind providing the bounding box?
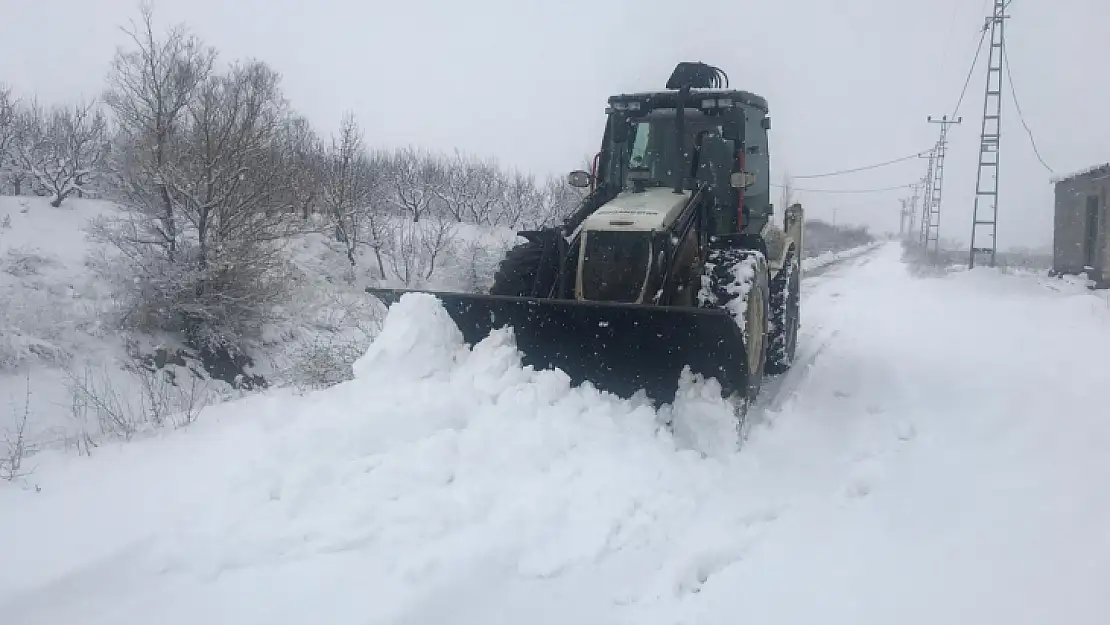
[568,170,592,188]
[730,171,757,189]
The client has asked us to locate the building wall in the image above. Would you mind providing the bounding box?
[1054,174,1110,282]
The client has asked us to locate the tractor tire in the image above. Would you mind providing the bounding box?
[488,237,558,297]
[701,248,770,436]
[765,249,800,375]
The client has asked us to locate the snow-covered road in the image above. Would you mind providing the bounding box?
[3,242,1110,625]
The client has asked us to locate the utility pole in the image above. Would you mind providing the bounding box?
[969,0,1010,268]
[924,115,962,259]
[907,182,921,239]
[919,146,937,248]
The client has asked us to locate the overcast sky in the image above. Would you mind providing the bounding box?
[2,0,1106,250]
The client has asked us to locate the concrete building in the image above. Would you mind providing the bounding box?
[1053,164,1110,286]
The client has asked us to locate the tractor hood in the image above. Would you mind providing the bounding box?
[581,187,693,233]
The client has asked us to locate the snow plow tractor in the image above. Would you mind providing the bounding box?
[369,62,804,423]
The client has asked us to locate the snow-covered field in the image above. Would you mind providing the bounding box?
[3,242,1109,624]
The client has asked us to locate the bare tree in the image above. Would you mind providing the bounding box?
[279,114,324,220]
[320,112,377,271]
[496,169,542,228]
[103,4,215,262]
[0,85,17,193]
[437,150,509,225]
[151,59,301,349]
[95,30,299,356]
[14,100,108,207]
[383,216,457,286]
[527,174,584,229]
[389,146,444,222]
[171,61,292,266]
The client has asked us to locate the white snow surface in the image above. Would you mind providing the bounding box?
[801,240,882,272]
[4,243,1110,624]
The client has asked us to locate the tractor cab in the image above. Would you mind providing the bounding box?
[569,63,774,239]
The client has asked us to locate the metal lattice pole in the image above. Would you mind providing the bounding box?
[919,147,937,248]
[908,182,921,238]
[925,115,962,259]
[969,0,1009,268]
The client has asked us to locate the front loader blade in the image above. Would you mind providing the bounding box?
[367,288,751,405]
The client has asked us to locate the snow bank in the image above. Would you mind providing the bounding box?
[801,241,882,272]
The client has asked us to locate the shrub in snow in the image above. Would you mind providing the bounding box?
[65,359,214,442]
[1,378,33,482]
[2,249,56,278]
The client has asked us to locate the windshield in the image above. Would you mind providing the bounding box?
[618,112,725,189]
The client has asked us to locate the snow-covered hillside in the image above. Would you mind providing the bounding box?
[0,196,520,449]
[3,243,1109,624]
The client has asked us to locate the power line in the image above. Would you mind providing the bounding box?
[790,4,989,190]
[1003,48,1054,174]
[791,150,932,180]
[772,182,917,195]
[951,25,989,117]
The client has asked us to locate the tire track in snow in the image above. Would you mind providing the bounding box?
[754,248,879,420]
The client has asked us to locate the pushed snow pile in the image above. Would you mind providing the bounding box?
[348,291,738,456]
[351,292,469,380]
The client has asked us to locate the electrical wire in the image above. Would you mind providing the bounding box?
[1003,47,1055,174]
[772,182,917,195]
[786,5,987,186]
[791,150,932,180]
[951,24,989,117]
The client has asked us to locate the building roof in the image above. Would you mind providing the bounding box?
[1052,163,1110,185]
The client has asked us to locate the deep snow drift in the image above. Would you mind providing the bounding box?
[3,243,1110,625]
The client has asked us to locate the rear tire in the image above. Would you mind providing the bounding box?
[701,249,770,437]
[766,249,800,374]
[489,237,558,297]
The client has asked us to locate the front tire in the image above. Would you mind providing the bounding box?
[488,237,558,297]
[701,249,770,436]
[766,249,800,374]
